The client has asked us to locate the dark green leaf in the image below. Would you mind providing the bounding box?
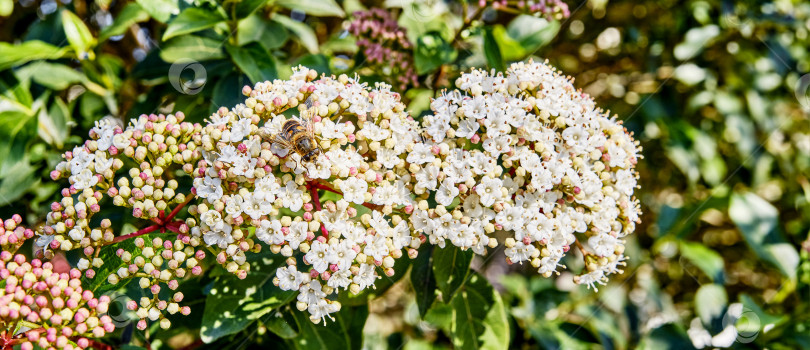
[411,245,437,317]
[275,0,345,17]
[162,7,226,41]
[212,72,250,113]
[200,251,296,343]
[432,245,473,301]
[100,3,151,41]
[265,312,298,339]
[483,27,505,72]
[237,12,289,50]
[234,0,268,19]
[294,54,330,75]
[225,43,278,84]
[160,35,225,62]
[414,32,457,75]
[450,273,509,350]
[0,40,70,71]
[289,304,368,350]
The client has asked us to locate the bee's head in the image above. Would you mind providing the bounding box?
[302,150,320,163]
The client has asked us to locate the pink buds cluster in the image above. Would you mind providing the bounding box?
[0,222,114,350]
[348,9,419,91]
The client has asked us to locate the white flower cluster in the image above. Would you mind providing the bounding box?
[194,67,424,323]
[414,60,642,290]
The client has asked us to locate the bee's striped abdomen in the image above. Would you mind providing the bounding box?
[281,120,306,141]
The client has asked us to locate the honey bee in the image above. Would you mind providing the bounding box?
[260,110,323,169]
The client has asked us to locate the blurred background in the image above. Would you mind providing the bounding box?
[1,0,809,349]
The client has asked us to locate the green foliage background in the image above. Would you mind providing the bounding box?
[1,0,810,349]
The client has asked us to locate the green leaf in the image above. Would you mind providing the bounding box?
[265,312,298,339]
[289,304,368,350]
[0,40,70,71]
[16,62,84,90]
[491,25,527,61]
[212,72,250,114]
[294,54,330,75]
[694,284,727,325]
[135,0,179,23]
[432,245,473,301]
[0,158,38,206]
[272,14,319,53]
[81,226,160,294]
[0,104,36,176]
[225,43,278,84]
[100,3,150,41]
[679,241,725,282]
[234,0,268,19]
[506,15,560,53]
[729,192,799,280]
[238,12,289,50]
[160,35,225,62]
[414,32,457,75]
[483,27,505,72]
[200,251,296,343]
[38,96,71,148]
[275,0,345,17]
[61,10,96,59]
[162,7,226,41]
[411,245,437,317]
[450,273,510,350]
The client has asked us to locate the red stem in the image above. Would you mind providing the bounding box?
[112,224,162,243]
[306,180,329,238]
[166,193,196,222]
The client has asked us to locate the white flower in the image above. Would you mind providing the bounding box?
[305,241,333,273]
[588,232,618,257]
[92,120,116,151]
[435,179,459,206]
[406,143,435,164]
[71,169,98,190]
[254,174,280,201]
[475,177,503,207]
[305,155,332,179]
[339,177,368,205]
[277,265,303,290]
[225,194,244,218]
[194,175,224,203]
[298,280,327,305]
[69,147,94,174]
[353,263,378,290]
[241,192,272,220]
[415,165,439,191]
[279,180,304,212]
[255,219,283,245]
[333,240,357,271]
[287,221,309,250]
[229,118,252,142]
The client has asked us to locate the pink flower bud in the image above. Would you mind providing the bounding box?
[192,266,203,275]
